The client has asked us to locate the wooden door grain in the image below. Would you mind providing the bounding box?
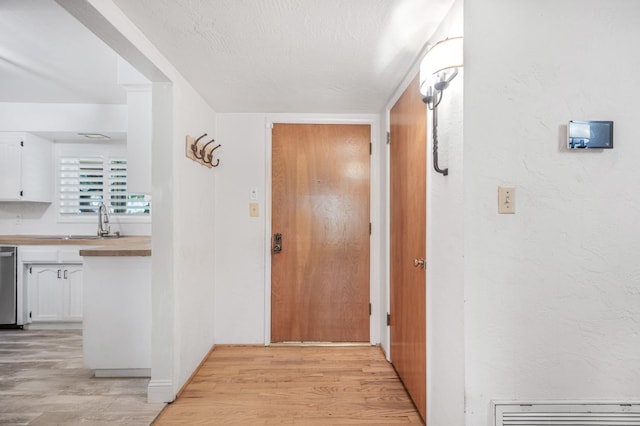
[390,75,427,421]
[271,123,370,342]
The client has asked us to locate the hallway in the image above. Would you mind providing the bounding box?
[154,345,422,425]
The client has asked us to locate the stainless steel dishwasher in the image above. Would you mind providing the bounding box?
[0,246,17,327]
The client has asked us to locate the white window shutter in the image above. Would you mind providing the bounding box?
[59,156,149,216]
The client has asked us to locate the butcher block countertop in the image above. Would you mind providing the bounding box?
[0,235,151,257]
[79,241,151,257]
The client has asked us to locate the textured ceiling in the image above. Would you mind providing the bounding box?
[112,0,455,113]
[0,0,125,104]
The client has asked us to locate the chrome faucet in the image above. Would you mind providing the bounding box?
[97,202,110,237]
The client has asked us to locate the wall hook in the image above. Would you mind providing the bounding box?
[205,143,222,167]
[185,134,222,168]
[191,133,208,160]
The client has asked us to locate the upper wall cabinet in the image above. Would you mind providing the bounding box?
[0,132,53,202]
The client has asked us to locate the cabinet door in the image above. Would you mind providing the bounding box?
[62,265,83,321]
[30,266,63,322]
[0,137,22,200]
[21,133,53,202]
[0,132,53,202]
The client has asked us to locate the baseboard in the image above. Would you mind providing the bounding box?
[147,380,174,403]
[269,342,372,347]
[176,344,216,398]
[95,368,150,378]
[25,321,82,330]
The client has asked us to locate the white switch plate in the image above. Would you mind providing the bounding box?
[250,187,258,201]
[249,202,259,217]
[498,186,515,214]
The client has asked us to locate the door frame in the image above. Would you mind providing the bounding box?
[263,114,382,346]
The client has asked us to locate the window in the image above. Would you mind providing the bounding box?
[59,156,150,216]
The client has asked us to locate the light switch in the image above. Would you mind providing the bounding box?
[498,186,515,214]
[249,202,259,217]
[250,187,258,201]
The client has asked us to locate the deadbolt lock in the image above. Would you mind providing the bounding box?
[273,233,282,254]
[413,258,426,269]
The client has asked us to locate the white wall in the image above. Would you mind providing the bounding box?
[0,102,127,135]
[0,140,151,236]
[0,102,139,235]
[214,113,382,345]
[213,114,266,343]
[425,2,465,426]
[171,82,217,390]
[119,60,153,195]
[465,0,640,424]
[69,0,218,402]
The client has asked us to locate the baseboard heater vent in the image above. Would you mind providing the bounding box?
[493,401,640,426]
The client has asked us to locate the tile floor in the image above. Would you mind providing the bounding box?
[0,329,165,425]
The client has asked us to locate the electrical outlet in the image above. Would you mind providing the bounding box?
[15,214,22,225]
[498,186,515,214]
[250,187,258,201]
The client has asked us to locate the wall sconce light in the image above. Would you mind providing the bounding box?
[419,36,463,176]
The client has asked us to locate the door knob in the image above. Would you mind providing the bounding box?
[413,258,426,269]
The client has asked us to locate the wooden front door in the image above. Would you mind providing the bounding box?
[271,123,370,343]
[390,75,427,421]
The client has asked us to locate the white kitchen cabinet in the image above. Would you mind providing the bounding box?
[29,266,62,322]
[18,246,85,326]
[63,265,83,320]
[29,264,83,322]
[0,132,53,202]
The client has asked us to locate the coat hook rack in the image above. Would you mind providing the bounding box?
[185,133,221,168]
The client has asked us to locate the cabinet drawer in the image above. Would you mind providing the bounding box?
[19,247,85,264]
[20,249,58,263]
[59,249,83,263]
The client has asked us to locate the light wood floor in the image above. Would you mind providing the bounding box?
[154,345,423,425]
